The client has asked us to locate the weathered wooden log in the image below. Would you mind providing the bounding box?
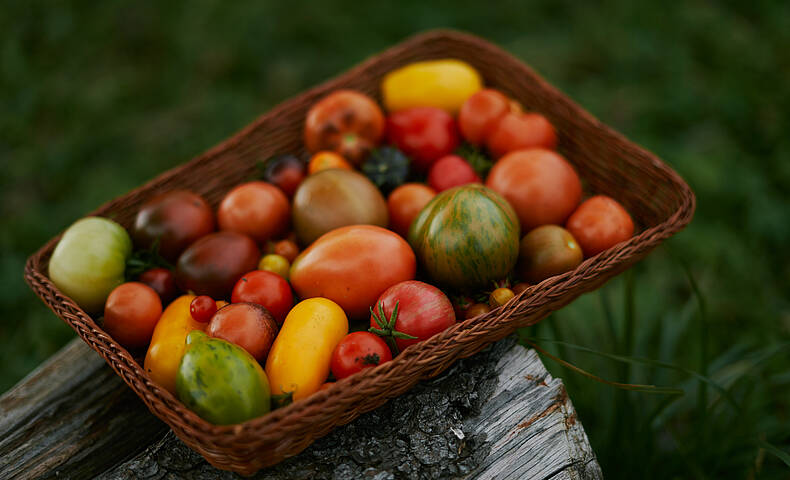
[0,337,601,479]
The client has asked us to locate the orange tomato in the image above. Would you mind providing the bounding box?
[486,149,582,231]
[103,282,162,349]
[308,151,353,174]
[458,89,511,145]
[566,195,634,257]
[289,225,416,318]
[486,113,557,158]
[217,181,290,243]
[387,183,437,237]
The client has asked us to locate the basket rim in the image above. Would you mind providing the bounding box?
[23,27,695,457]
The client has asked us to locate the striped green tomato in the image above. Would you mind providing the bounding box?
[408,184,520,290]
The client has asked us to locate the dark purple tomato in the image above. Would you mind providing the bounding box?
[262,154,306,198]
[138,267,178,304]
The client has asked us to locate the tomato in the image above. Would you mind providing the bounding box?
[381,59,482,114]
[189,295,216,323]
[138,267,178,304]
[387,183,436,237]
[427,155,481,193]
[290,225,416,318]
[386,107,460,172]
[369,280,455,352]
[489,287,515,308]
[308,151,352,174]
[512,282,530,295]
[217,181,290,244]
[258,254,290,280]
[103,282,163,349]
[261,154,306,198]
[175,232,260,300]
[207,303,278,362]
[265,298,348,401]
[330,332,392,380]
[49,217,132,313]
[458,89,511,145]
[273,239,299,263]
[304,90,385,165]
[486,113,558,159]
[292,169,388,246]
[464,303,491,320]
[132,190,215,262]
[231,270,293,324]
[486,149,582,231]
[361,146,410,194]
[517,225,583,283]
[566,195,635,257]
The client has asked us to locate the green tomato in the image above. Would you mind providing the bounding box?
[48,216,132,313]
[258,254,290,280]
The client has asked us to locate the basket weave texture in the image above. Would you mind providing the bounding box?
[24,30,695,475]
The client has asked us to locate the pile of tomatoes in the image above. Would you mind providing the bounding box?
[48,59,634,426]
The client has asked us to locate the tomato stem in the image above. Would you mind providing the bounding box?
[368,300,416,356]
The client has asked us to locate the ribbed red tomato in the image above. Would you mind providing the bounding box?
[330,332,392,380]
[386,107,460,171]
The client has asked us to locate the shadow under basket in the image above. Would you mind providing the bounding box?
[24,30,695,475]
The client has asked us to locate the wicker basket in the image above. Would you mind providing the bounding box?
[24,30,694,475]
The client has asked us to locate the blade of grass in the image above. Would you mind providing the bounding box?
[757,440,790,468]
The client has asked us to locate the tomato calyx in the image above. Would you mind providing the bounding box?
[368,301,417,355]
[125,238,173,280]
[455,143,493,178]
[270,391,293,410]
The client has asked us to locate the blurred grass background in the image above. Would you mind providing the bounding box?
[2,0,788,478]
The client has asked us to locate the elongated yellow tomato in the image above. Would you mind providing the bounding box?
[265,298,348,401]
[144,295,226,395]
[381,59,482,114]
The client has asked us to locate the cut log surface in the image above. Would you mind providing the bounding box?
[0,337,602,480]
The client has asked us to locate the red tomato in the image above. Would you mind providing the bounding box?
[231,270,293,325]
[207,303,278,361]
[458,89,511,145]
[486,149,582,231]
[189,295,216,323]
[217,181,290,244]
[137,267,177,304]
[261,154,306,198]
[273,239,300,263]
[330,332,393,380]
[369,280,455,352]
[566,195,635,257]
[103,282,163,349]
[486,113,558,159]
[427,155,481,192]
[387,183,437,237]
[386,107,460,171]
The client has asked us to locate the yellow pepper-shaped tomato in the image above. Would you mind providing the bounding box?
[381,59,482,114]
[144,295,226,395]
[265,298,348,401]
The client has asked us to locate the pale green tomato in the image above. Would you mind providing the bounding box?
[258,254,290,280]
[48,216,132,313]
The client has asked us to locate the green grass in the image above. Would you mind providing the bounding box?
[2,1,788,477]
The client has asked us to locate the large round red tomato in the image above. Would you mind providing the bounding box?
[486,149,582,231]
[231,270,293,325]
[217,181,290,244]
[330,332,392,380]
[566,195,635,257]
[387,183,436,237]
[386,107,460,171]
[369,280,455,352]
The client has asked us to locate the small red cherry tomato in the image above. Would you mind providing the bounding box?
[138,267,178,304]
[458,89,511,145]
[386,107,460,171]
[330,331,393,380]
[103,282,163,349]
[486,113,558,158]
[231,270,293,324]
[566,195,635,257]
[207,303,278,361]
[190,295,217,323]
[427,155,481,193]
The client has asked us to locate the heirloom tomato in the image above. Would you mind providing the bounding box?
[273,239,299,263]
[386,107,460,171]
[261,154,306,198]
[103,282,163,349]
[308,151,352,174]
[231,270,293,324]
[330,332,392,380]
[427,155,481,193]
[566,195,635,257]
[458,89,511,145]
[175,232,260,299]
[381,59,482,114]
[517,225,583,283]
[217,181,290,244]
[486,113,558,159]
[387,183,436,237]
[138,267,178,304]
[207,302,278,361]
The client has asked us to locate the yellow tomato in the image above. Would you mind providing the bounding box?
[265,298,348,401]
[143,295,226,395]
[381,59,482,114]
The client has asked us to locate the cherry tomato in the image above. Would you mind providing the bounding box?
[304,90,385,165]
[427,155,481,193]
[386,107,460,171]
[458,89,511,145]
[138,267,178,304]
[258,254,290,280]
[330,332,393,380]
[512,282,530,296]
[132,190,215,262]
[489,287,515,308]
[387,183,437,237]
[231,270,293,325]
[261,154,306,198]
[486,113,558,159]
[566,195,635,257]
[308,151,352,174]
[273,239,300,263]
[369,280,455,352]
[217,181,290,244]
[486,149,582,231]
[464,303,491,320]
[103,282,163,349]
[175,232,260,300]
[189,295,216,323]
[207,303,278,361]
